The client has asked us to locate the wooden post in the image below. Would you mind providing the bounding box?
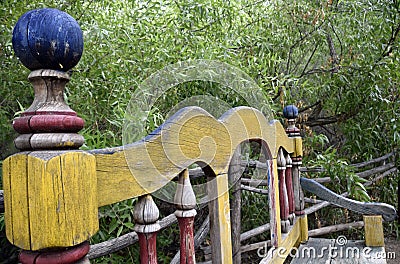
[363,215,385,247]
[229,146,242,264]
[4,8,97,264]
[285,154,295,224]
[134,195,160,264]
[283,105,304,216]
[278,149,290,233]
[268,159,281,247]
[174,169,197,264]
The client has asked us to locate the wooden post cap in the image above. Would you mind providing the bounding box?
[11,8,85,151]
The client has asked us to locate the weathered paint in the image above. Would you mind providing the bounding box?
[174,169,196,264]
[2,151,98,250]
[138,233,158,264]
[19,241,90,264]
[92,107,297,207]
[364,215,385,247]
[134,195,160,264]
[177,217,196,264]
[265,218,303,264]
[285,155,295,216]
[269,159,281,247]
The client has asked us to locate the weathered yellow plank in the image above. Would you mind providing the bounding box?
[3,154,31,248]
[364,215,385,247]
[28,153,65,249]
[2,157,13,245]
[299,215,308,243]
[264,219,302,264]
[60,152,98,245]
[4,154,30,249]
[94,106,297,207]
[5,151,98,250]
[215,172,233,263]
[207,166,233,264]
[272,158,282,246]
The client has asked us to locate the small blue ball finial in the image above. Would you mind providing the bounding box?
[283,105,298,119]
[12,8,83,71]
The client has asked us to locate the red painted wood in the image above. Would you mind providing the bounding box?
[12,116,32,134]
[177,216,196,264]
[286,166,295,215]
[138,232,158,264]
[292,157,305,215]
[278,169,289,221]
[13,115,84,133]
[19,241,89,264]
[22,111,77,116]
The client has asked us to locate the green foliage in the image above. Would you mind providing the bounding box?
[304,133,370,201]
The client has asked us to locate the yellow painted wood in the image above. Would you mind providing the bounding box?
[2,154,30,249]
[363,215,385,247]
[268,218,303,264]
[215,171,233,263]
[94,106,297,207]
[294,137,303,157]
[272,158,282,246]
[299,215,308,243]
[3,151,98,251]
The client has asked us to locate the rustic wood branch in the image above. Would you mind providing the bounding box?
[308,221,364,237]
[304,191,349,215]
[357,162,395,178]
[229,146,243,264]
[241,178,268,186]
[304,197,324,204]
[313,162,396,184]
[301,177,397,221]
[241,240,271,254]
[352,152,395,168]
[241,185,268,195]
[240,223,270,242]
[88,213,177,259]
[363,167,399,187]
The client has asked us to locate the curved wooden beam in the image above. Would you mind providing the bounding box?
[300,177,397,221]
[91,106,298,207]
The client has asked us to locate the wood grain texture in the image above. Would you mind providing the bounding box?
[364,215,385,247]
[269,159,281,247]
[300,177,397,221]
[91,106,297,207]
[260,217,303,264]
[208,173,233,264]
[2,151,98,250]
[278,149,290,233]
[228,146,243,264]
[174,169,196,264]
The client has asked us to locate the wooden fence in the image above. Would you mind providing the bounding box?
[1,8,398,264]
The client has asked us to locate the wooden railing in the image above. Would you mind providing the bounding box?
[2,8,398,264]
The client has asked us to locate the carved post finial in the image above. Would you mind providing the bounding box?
[9,8,95,264]
[12,8,84,150]
[283,105,305,218]
[283,105,300,137]
[174,169,197,264]
[278,149,290,233]
[134,195,160,264]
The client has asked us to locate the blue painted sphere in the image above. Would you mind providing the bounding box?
[12,8,83,71]
[283,105,298,119]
